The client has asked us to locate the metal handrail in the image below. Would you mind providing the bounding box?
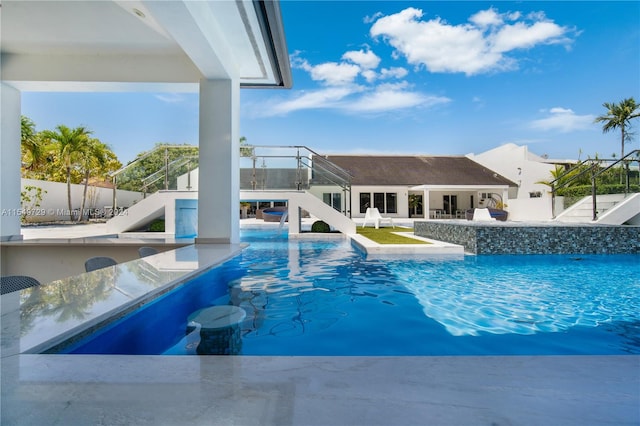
[589,150,639,220]
[550,150,639,220]
[108,144,354,217]
[141,156,198,194]
[244,145,353,216]
[109,145,197,211]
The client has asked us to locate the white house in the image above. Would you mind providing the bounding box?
[310,155,516,219]
[467,143,577,221]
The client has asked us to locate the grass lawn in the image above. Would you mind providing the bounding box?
[356,226,430,245]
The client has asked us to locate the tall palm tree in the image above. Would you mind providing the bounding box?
[594,97,640,160]
[77,139,120,221]
[20,115,43,173]
[41,125,92,220]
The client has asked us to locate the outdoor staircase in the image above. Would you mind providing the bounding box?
[106,190,356,236]
[106,191,197,235]
[555,193,640,225]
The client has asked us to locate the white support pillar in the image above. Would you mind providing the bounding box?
[422,189,430,219]
[1,83,23,241]
[195,78,240,244]
[288,201,301,234]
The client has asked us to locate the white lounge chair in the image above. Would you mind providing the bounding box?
[472,208,496,222]
[362,207,395,229]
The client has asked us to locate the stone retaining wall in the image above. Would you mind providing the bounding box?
[414,221,640,254]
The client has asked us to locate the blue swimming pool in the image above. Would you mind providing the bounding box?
[62,229,640,356]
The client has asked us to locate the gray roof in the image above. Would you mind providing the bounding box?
[322,155,517,187]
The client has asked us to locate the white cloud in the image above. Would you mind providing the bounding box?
[370,7,575,75]
[154,93,184,103]
[346,84,450,113]
[361,69,378,83]
[529,107,596,133]
[380,67,409,79]
[469,8,503,27]
[492,21,567,53]
[364,12,384,24]
[273,38,445,116]
[258,82,449,117]
[265,87,356,116]
[305,61,362,86]
[342,49,381,69]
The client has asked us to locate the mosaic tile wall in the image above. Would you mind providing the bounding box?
[414,222,640,254]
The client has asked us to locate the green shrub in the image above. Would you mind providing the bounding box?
[311,220,331,233]
[557,184,640,198]
[149,219,165,232]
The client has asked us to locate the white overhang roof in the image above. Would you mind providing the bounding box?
[0,0,292,91]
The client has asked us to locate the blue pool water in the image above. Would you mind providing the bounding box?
[63,229,640,356]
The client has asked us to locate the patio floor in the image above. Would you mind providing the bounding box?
[2,354,637,425]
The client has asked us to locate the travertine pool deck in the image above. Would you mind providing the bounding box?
[1,221,638,425]
[2,354,637,425]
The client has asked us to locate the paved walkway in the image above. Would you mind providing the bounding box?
[19,217,423,239]
[20,222,110,239]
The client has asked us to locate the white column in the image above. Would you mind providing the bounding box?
[1,83,23,241]
[288,200,300,234]
[195,79,240,244]
[422,189,430,219]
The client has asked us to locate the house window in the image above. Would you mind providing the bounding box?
[443,195,457,217]
[323,192,342,211]
[360,192,397,213]
[373,193,385,211]
[386,193,397,213]
[359,193,371,214]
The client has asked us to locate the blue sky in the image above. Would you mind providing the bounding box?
[21,1,640,164]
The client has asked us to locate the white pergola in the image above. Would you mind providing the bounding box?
[0,0,291,243]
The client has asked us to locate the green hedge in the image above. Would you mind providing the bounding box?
[557,184,640,198]
[149,219,165,232]
[311,220,331,233]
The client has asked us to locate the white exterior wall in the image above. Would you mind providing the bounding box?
[427,190,478,211]
[505,197,553,221]
[467,143,556,199]
[20,178,143,222]
[350,186,409,218]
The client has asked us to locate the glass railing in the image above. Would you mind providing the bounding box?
[108,144,352,214]
[239,145,352,191]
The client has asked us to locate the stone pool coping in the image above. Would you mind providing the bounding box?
[415,220,640,254]
[349,231,464,257]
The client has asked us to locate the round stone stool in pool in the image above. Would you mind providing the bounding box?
[187,306,246,355]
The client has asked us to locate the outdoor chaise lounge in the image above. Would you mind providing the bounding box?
[471,208,497,222]
[0,275,41,295]
[466,208,507,221]
[362,207,395,229]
